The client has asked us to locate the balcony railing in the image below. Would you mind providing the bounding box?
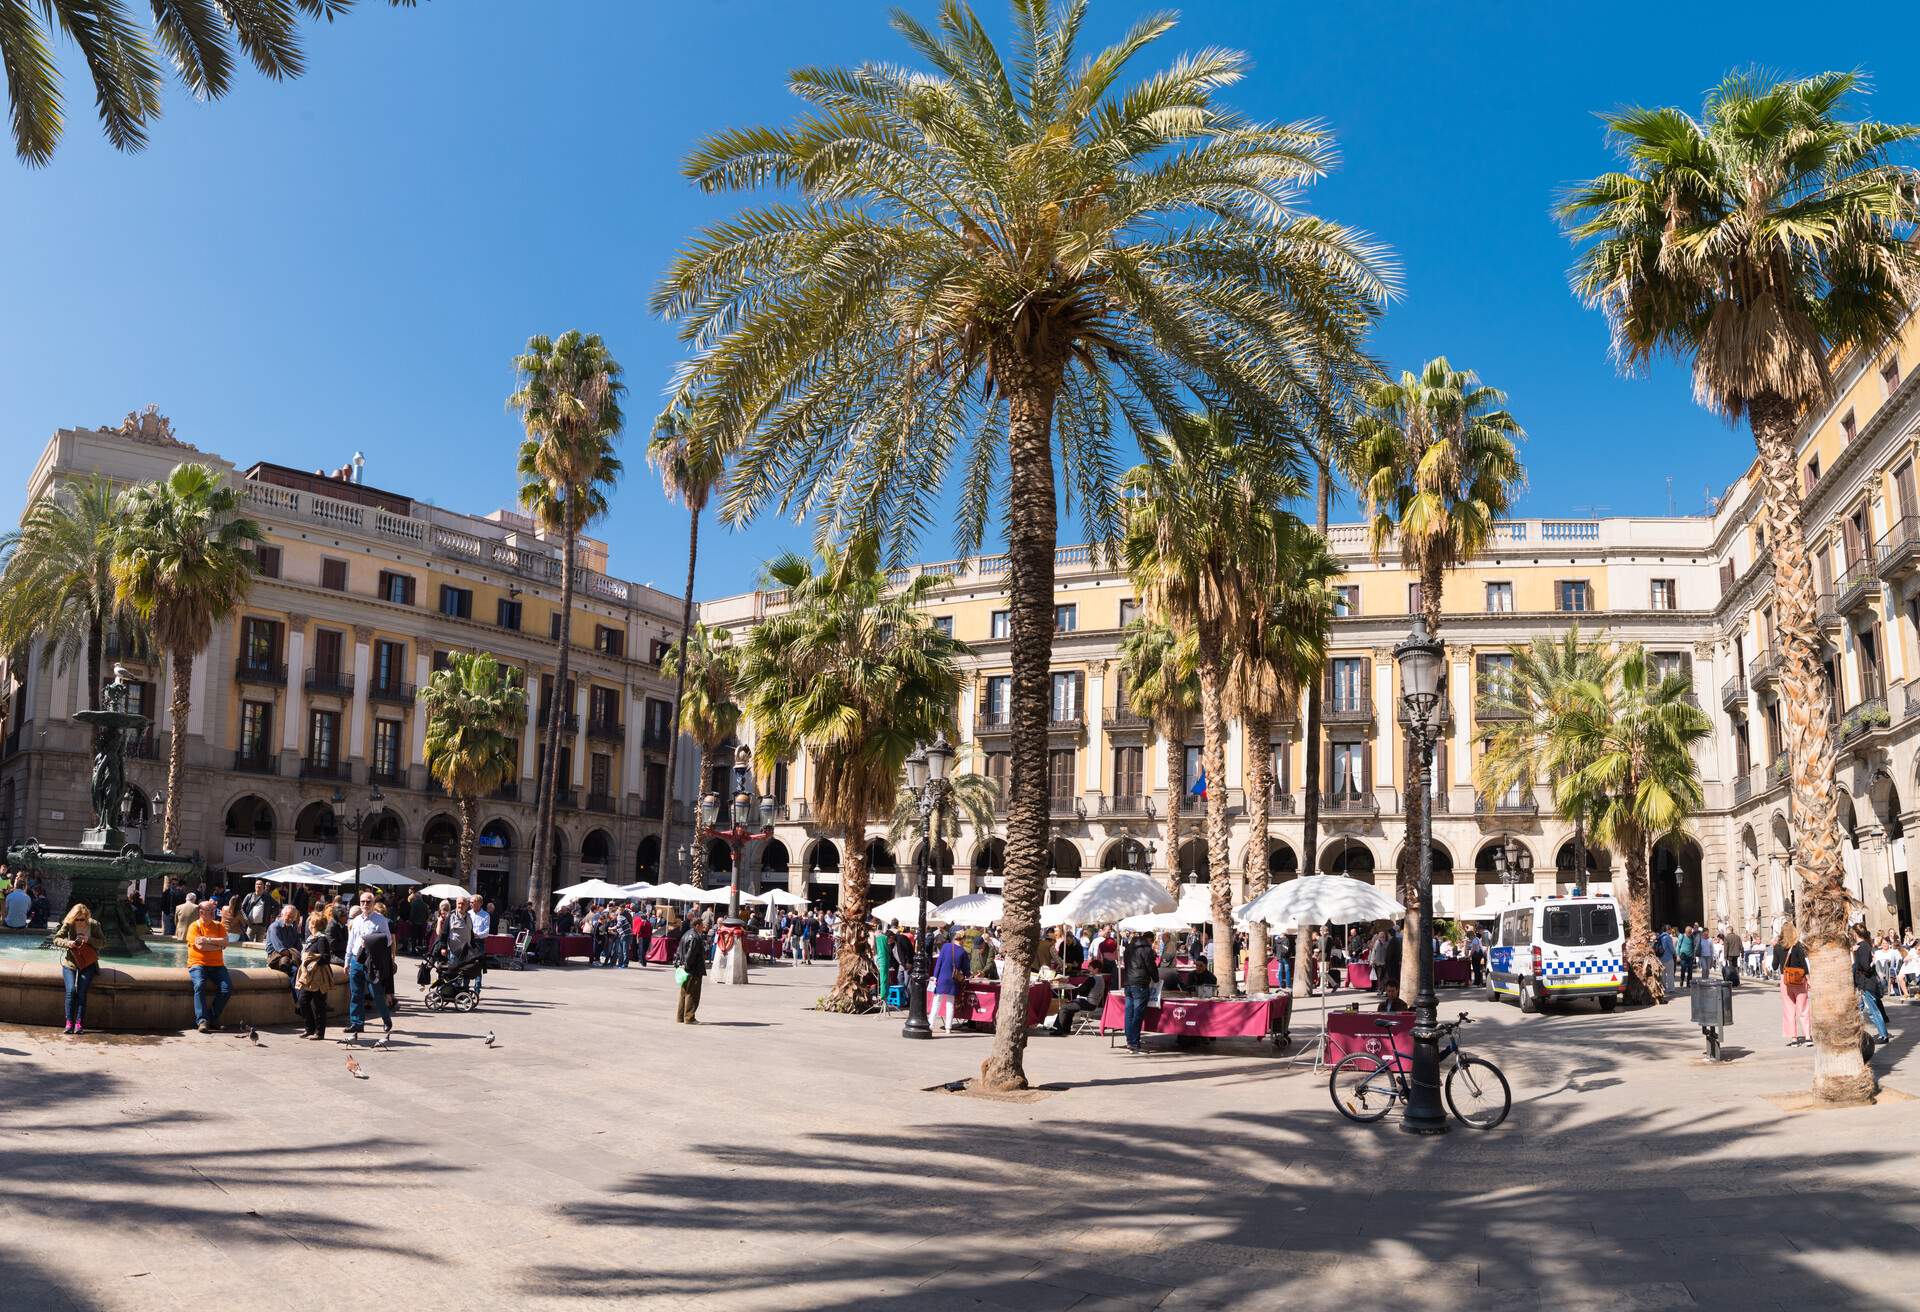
[1048,710,1086,732]
[1105,703,1149,730]
[1475,792,1538,818]
[1837,558,1878,615]
[234,659,287,687]
[553,788,579,810]
[1321,693,1372,725]
[233,750,277,775]
[975,710,1012,734]
[300,758,352,782]
[638,794,664,819]
[367,678,415,705]
[304,667,354,696]
[1770,751,1790,788]
[1840,696,1891,746]
[586,791,617,814]
[1878,514,1920,580]
[127,731,159,760]
[1899,681,1920,724]
[642,724,673,751]
[539,708,579,732]
[1475,691,1523,721]
[368,766,404,788]
[1747,651,1781,687]
[1269,787,1296,815]
[1733,773,1752,805]
[1815,588,1841,629]
[1720,675,1746,710]
[1319,791,1378,816]
[1097,793,1155,818]
[1048,795,1087,819]
[492,781,520,802]
[586,717,625,744]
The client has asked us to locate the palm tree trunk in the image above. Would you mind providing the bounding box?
[459,795,478,890]
[163,647,191,852]
[1195,617,1238,998]
[530,524,578,932]
[1244,713,1273,992]
[980,354,1063,1093]
[1162,724,1184,897]
[660,505,700,881]
[1623,830,1659,1005]
[1399,560,1447,1003]
[827,816,874,1011]
[1750,391,1871,1103]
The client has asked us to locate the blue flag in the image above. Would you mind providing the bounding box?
[1190,769,1207,798]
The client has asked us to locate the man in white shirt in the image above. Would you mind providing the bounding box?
[3,880,29,929]
[344,891,392,1039]
[470,900,492,936]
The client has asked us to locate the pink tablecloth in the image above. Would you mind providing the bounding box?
[1098,994,1291,1041]
[550,933,593,961]
[644,936,670,963]
[1344,961,1374,990]
[933,978,1052,1028]
[480,934,515,958]
[1324,1010,1414,1064]
[744,934,778,959]
[1434,958,1471,986]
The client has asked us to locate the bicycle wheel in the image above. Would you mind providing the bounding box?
[1444,1055,1511,1130]
[1329,1054,1398,1123]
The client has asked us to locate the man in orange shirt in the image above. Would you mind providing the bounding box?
[185,899,232,1033]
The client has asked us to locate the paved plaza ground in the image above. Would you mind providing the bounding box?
[6,957,1920,1312]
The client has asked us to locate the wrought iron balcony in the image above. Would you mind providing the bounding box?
[586,717,625,744]
[1747,651,1780,688]
[586,790,617,814]
[538,707,579,732]
[1319,790,1378,817]
[975,709,1012,735]
[234,658,287,687]
[1878,514,1920,582]
[553,788,579,810]
[1475,691,1524,721]
[1269,787,1296,815]
[1321,693,1373,726]
[1097,793,1155,818]
[1732,772,1752,805]
[304,667,354,696]
[1837,558,1878,616]
[1814,588,1841,630]
[492,781,520,802]
[1720,675,1747,710]
[642,723,673,751]
[368,766,405,788]
[1839,695,1891,746]
[127,731,159,760]
[300,758,352,782]
[1105,702,1150,730]
[1048,795,1088,819]
[233,750,277,775]
[368,677,416,705]
[638,794,664,819]
[1475,792,1538,818]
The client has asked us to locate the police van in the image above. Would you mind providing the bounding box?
[1487,895,1625,1014]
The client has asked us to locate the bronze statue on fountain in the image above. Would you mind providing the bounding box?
[6,666,203,955]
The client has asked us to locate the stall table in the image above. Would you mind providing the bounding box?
[1434,957,1471,987]
[1098,994,1291,1047]
[644,936,672,964]
[931,977,1053,1028]
[1324,1009,1414,1064]
[480,934,515,961]
[744,934,779,961]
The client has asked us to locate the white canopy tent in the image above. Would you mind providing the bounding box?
[1040,872,1175,928]
[333,863,421,888]
[650,883,706,903]
[869,895,947,925]
[751,888,809,908]
[933,893,1003,927]
[553,878,634,901]
[1235,875,1407,1068]
[417,882,471,901]
[257,861,341,887]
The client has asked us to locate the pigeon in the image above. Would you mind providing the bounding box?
[483,1031,497,1048]
[345,1056,367,1079]
[247,1026,260,1045]
[374,1034,391,1050]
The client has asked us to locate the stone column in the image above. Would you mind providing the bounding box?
[349,626,373,761]
[521,674,540,782]
[1449,654,1471,787]
[621,692,642,798]
[572,681,589,788]
[409,650,431,772]
[1371,649,1395,810]
[186,645,209,737]
[1085,663,1105,793]
[282,617,307,754]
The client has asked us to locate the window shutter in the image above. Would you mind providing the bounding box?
[1360,742,1372,796]
[1074,672,1085,717]
[1359,657,1373,709]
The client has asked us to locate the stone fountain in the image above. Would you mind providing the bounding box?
[6,666,202,953]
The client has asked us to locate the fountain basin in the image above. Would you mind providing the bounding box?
[0,931,347,1030]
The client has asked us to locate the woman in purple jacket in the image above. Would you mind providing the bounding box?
[929,931,970,1033]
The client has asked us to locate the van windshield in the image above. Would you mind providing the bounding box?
[1543,904,1620,947]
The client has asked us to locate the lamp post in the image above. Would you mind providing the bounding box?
[697,744,776,925]
[1130,838,1158,875]
[1491,833,1532,901]
[1393,617,1449,1137]
[331,782,386,898]
[901,733,953,1040]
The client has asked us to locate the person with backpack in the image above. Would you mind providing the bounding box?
[1676,926,1696,988]
[1775,923,1811,1045]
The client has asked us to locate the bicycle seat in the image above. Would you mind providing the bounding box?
[1370,1017,1400,1029]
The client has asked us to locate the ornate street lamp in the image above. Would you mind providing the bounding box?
[697,743,777,924]
[1393,616,1449,1137]
[331,782,386,897]
[901,733,953,1040]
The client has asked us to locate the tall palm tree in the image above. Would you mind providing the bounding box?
[0,473,141,707]
[1348,357,1524,1001]
[1125,411,1302,999]
[1561,69,1920,1103]
[660,622,744,846]
[738,534,966,1011]
[0,0,418,165]
[647,405,726,892]
[421,653,528,888]
[654,0,1394,1091]
[111,462,262,851]
[1548,647,1711,1005]
[1227,514,1338,990]
[1117,618,1198,898]
[509,330,626,930]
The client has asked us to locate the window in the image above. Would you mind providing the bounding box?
[1047,749,1076,801]
[240,617,280,671]
[320,558,348,592]
[984,675,1011,725]
[1884,357,1902,394]
[771,760,789,804]
[1859,623,1885,701]
[989,609,1010,640]
[1119,598,1140,628]
[1327,657,1367,713]
[1329,741,1366,800]
[644,762,667,810]
[1331,585,1358,617]
[373,639,405,692]
[1648,650,1691,690]
[1733,715,1751,775]
[1183,744,1202,795]
[1407,582,1423,615]
[590,753,612,797]
[377,570,415,606]
[1841,410,1858,443]
[1054,604,1077,633]
[496,598,522,630]
[594,625,624,657]
[1805,455,1821,492]
[431,649,453,673]
[985,751,1010,799]
[1544,904,1617,948]
[307,710,339,767]
[645,697,673,741]
[1476,652,1516,706]
[1650,578,1676,611]
[1484,582,1513,613]
[240,701,273,760]
[550,612,564,641]
[439,585,472,620]
[314,629,343,677]
[373,719,401,779]
[589,686,619,725]
[1557,580,1591,613]
[1049,671,1082,722]
[1113,746,1144,798]
[254,545,281,578]
[650,638,672,664]
[931,615,953,637]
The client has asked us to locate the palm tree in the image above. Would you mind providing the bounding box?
[1125,411,1302,999]
[0,0,418,165]
[647,405,727,892]
[660,622,744,848]
[1562,70,1920,1102]
[0,474,142,707]
[738,534,966,1011]
[654,1,1394,1090]
[1347,357,1524,1001]
[509,330,626,930]
[1227,514,1338,991]
[421,653,528,888]
[1546,647,1711,1005]
[111,462,262,851]
[1300,374,1362,882]
[1117,618,1198,898]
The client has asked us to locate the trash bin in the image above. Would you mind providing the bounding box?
[1691,979,1732,1060]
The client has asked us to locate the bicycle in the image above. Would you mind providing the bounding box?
[1329,1011,1511,1130]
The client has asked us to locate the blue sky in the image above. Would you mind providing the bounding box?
[3,1,1916,599]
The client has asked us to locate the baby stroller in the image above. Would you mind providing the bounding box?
[421,947,484,1012]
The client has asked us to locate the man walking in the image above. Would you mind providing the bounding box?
[345,891,394,1042]
[185,899,232,1033]
[241,879,274,943]
[675,918,708,1023]
[1122,931,1157,1055]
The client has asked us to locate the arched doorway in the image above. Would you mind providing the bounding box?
[1047,838,1082,902]
[1426,842,1454,916]
[971,837,1007,887]
[760,838,791,895]
[704,837,733,885]
[865,838,898,893]
[421,815,460,880]
[293,801,341,865]
[908,839,953,902]
[1176,837,1209,884]
[478,818,515,906]
[360,809,403,869]
[1650,835,1704,929]
[581,828,614,879]
[635,834,661,881]
[1101,837,1150,872]
[223,795,276,877]
[1474,839,1533,911]
[806,838,841,911]
[1883,783,1910,933]
[1269,843,1299,882]
[1319,838,1373,878]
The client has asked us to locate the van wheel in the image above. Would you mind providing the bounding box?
[1597,996,1618,1014]
[1487,986,1502,1005]
[1519,980,1541,1015]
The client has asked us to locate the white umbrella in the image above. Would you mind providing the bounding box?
[621,882,659,898]
[418,882,470,901]
[1116,909,1193,933]
[869,894,946,925]
[333,863,421,887]
[934,893,1003,927]
[1041,871,1175,928]
[651,883,706,902]
[257,860,340,886]
[553,878,632,901]
[1236,875,1402,928]
[754,888,809,908]
[691,886,741,906]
